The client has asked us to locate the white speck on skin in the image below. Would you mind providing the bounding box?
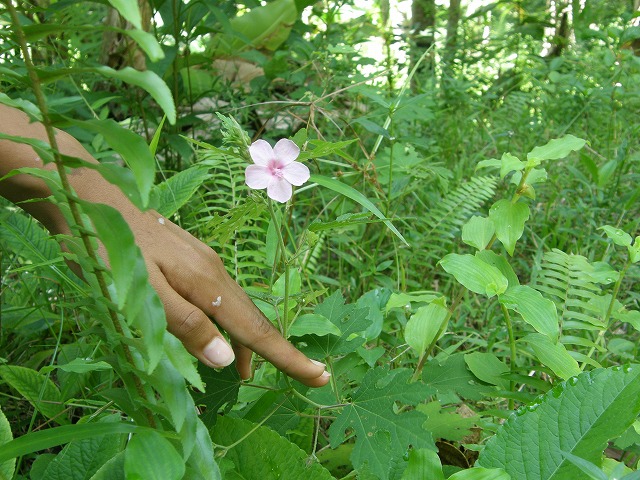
[34,157,41,163]
[158,217,165,225]
[211,296,222,307]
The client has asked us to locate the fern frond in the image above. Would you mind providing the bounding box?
[411,175,498,263]
[534,248,606,332]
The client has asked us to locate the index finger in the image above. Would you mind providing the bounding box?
[212,278,331,387]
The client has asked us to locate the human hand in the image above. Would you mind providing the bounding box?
[0,104,331,387]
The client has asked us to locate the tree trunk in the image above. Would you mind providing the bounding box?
[547,1,571,57]
[443,0,461,95]
[410,0,436,91]
[101,0,152,71]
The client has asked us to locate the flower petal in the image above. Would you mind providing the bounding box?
[245,165,271,189]
[273,139,300,166]
[249,139,273,166]
[282,161,310,186]
[267,178,293,203]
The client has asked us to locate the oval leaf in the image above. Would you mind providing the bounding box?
[439,254,508,297]
[527,134,587,163]
[500,285,559,341]
[462,216,495,251]
[489,200,530,256]
[405,300,449,354]
[125,431,185,480]
[523,333,581,380]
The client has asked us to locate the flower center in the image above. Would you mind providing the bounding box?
[269,160,285,178]
[272,167,284,178]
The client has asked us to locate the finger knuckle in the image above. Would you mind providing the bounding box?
[173,308,203,338]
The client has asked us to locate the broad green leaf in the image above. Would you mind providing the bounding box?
[310,174,408,245]
[192,364,241,427]
[210,0,297,56]
[439,254,508,297]
[560,452,608,480]
[404,298,449,355]
[211,416,333,480]
[464,352,509,389]
[154,166,210,217]
[500,152,525,179]
[489,200,530,256]
[423,353,496,401]
[41,415,124,480]
[152,357,189,432]
[499,285,559,341]
[0,406,15,480]
[288,313,342,337]
[475,158,501,171]
[475,250,519,287]
[89,452,124,480]
[0,93,41,120]
[80,201,165,372]
[329,367,436,480]
[448,468,511,480]
[94,66,175,124]
[70,119,156,207]
[0,423,148,463]
[527,134,586,164]
[400,449,444,480]
[522,333,581,380]
[385,292,438,312]
[107,0,142,29]
[477,366,640,479]
[599,225,632,247]
[0,365,66,423]
[630,236,640,264]
[299,290,370,358]
[461,216,495,250]
[125,431,184,480]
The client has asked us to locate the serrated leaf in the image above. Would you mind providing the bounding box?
[298,290,370,358]
[523,333,581,380]
[417,401,477,442]
[489,200,530,256]
[423,353,496,401]
[80,201,165,372]
[439,254,508,297]
[404,299,449,355]
[599,225,632,247]
[164,333,204,391]
[42,415,124,480]
[125,430,184,480]
[461,216,495,250]
[70,119,156,207]
[500,285,559,341]
[477,366,640,479]
[0,365,66,423]
[154,166,210,217]
[329,367,436,480]
[211,416,333,480]
[0,406,15,480]
[527,134,586,164]
[89,451,124,480]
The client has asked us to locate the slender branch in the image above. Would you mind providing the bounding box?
[500,304,517,410]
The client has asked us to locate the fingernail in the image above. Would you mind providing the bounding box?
[321,371,332,379]
[203,337,235,368]
[310,359,326,368]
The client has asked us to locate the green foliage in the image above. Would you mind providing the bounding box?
[478,366,640,479]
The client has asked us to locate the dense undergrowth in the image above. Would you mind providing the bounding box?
[0,0,639,479]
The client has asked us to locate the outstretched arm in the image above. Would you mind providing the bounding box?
[0,103,330,387]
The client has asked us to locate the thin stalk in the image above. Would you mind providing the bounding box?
[5,0,154,426]
[581,260,630,370]
[500,304,517,410]
[267,200,290,336]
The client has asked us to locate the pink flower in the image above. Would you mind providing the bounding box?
[245,139,310,203]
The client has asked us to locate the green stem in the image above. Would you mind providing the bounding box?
[5,0,155,427]
[500,304,517,410]
[267,200,290,336]
[581,260,630,370]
